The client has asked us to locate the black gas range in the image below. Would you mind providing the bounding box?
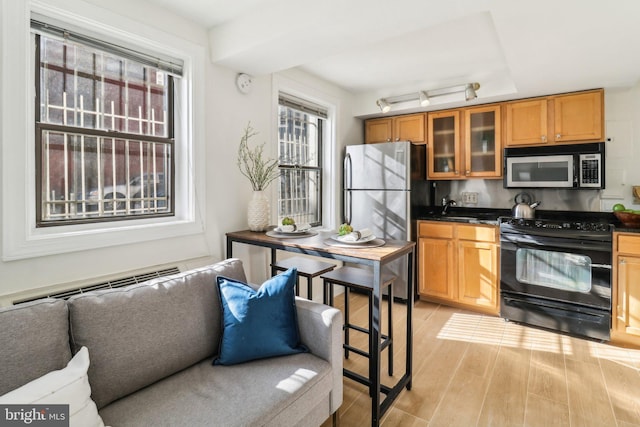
[498,212,616,341]
[498,210,616,233]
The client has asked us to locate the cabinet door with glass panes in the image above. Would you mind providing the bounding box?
[428,110,461,179]
[464,105,502,178]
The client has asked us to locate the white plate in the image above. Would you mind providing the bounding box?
[266,230,317,239]
[324,238,386,248]
[330,233,377,244]
[273,227,311,235]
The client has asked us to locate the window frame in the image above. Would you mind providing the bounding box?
[277,102,325,227]
[1,2,205,261]
[33,31,177,226]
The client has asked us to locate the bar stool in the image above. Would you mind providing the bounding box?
[321,266,396,379]
[271,256,336,299]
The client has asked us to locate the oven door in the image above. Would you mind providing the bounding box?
[500,231,611,310]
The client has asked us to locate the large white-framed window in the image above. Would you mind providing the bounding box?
[32,22,180,225]
[1,1,205,260]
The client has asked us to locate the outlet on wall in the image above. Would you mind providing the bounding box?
[462,192,479,204]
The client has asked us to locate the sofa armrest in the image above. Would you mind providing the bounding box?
[295,298,343,415]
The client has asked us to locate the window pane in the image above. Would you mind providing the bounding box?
[278,168,321,225]
[40,129,171,221]
[39,36,168,137]
[278,108,320,167]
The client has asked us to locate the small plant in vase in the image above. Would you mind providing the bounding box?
[237,123,280,231]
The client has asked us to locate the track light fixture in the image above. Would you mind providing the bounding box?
[419,91,430,107]
[376,82,480,113]
[376,99,391,113]
[465,83,479,101]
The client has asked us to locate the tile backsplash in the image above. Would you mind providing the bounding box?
[431,179,602,212]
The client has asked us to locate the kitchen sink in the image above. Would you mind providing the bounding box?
[418,211,501,224]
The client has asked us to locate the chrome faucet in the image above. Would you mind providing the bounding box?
[442,197,457,215]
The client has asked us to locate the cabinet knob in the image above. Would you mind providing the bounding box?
[620,259,626,264]
[541,135,547,141]
[556,133,562,139]
[455,170,459,174]
[466,170,470,175]
[395,137,400,141]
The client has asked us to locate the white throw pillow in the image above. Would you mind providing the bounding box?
[0,346,105,427]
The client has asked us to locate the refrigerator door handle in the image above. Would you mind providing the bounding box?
[344,153,352,224]
[395,145,405,166]
[344,153,352,190]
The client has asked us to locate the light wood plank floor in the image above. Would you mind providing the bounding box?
[322,293,640,427]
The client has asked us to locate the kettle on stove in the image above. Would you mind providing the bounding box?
[512,192,541,219]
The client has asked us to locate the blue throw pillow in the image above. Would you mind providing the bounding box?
[213,268,308,365]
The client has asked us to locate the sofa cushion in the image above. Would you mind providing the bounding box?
[67,258,247,409]
[214,268,307,365]
[0,298,72,396]
[0,347,105,427]
[99,353,333,427]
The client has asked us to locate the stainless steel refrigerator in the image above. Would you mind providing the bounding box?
[343,141,428,300]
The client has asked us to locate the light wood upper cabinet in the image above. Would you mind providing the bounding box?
[364,113,426,144]
[464,105,502,178]
[418,221,499,314]
[393,113,425,143]
[505,89,604,147]
[504,98,548,146]
[428,110,461,178]
[427,106,502,179]
[364,118,393,144]
[553,90,603,143]
[612,232,640,348]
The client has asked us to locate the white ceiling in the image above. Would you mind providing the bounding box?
[144,0,640,110]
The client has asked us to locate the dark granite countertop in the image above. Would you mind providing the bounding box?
[413,206,630,230]
[412,206,510,226]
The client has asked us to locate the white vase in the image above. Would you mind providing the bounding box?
[247,190,270,231]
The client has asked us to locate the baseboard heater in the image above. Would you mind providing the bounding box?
[13,267,180,305]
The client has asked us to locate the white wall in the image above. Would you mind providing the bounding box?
[600,85,640,211]
[0,0,360,302]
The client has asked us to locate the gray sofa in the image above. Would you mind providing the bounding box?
[0,258,343,426]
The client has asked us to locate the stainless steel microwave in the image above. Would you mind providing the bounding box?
[504,142,605,189]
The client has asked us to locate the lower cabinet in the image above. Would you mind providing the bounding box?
[612,232,640,347]
[418,221,499,314]
[418,230,455,300]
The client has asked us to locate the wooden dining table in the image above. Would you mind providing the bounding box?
[226,229,415,427]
